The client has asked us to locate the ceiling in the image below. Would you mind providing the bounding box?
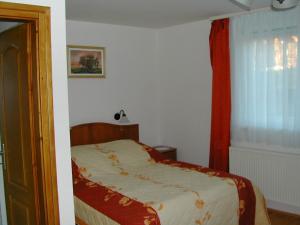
[66,0,271,28]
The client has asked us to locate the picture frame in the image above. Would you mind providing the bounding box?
[67,45,105,78]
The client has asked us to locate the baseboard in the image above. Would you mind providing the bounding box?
[267,200,300,215]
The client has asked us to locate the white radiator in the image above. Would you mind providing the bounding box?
[230,146,300,212]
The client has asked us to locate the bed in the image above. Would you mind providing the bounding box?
[70,122,271,225]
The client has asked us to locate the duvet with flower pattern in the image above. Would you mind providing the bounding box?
[72,140,270,225]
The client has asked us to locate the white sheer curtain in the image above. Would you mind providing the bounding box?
[230,6,300,153]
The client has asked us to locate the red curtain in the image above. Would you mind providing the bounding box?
[209,19,231,172]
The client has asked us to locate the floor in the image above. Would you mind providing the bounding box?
[269,209,300,225]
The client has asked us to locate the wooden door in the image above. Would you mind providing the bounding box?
[0,23,40,225]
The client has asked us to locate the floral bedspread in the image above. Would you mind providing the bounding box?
[72,140,270,225]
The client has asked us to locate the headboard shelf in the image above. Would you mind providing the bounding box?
[70,123,139,146]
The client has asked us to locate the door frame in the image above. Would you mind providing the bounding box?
[0,2,60,225]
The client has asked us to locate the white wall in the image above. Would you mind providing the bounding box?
[67,21,160,146]
[66,20,212,165]
[0,157,4,225]
[0,1,74,225]
[157,20,212,166]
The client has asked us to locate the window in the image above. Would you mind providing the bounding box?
[273,35,298,71]
[230,8,300,152]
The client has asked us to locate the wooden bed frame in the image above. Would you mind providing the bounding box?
[70,122,139,147]
[70,122,139,225]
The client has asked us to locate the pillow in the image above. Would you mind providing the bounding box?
[97,139,152,167]
[71,145,120,176]
[71,140,152,177]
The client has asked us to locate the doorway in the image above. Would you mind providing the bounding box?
[0,2,60,225]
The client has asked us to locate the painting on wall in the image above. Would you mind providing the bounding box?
[67,45,105,78]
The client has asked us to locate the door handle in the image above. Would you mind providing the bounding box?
[0,143,3,156]
[0,143,6,169]
[0,151,3,165]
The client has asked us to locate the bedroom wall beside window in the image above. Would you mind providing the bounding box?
[67,19,214,166]
[67,20,160,146]
[157,20,212,166]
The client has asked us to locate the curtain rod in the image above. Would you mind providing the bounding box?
[209,7,270,21]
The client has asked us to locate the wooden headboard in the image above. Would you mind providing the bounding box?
[70,123,139,146]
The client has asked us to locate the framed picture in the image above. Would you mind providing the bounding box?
[67,45,105,78]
